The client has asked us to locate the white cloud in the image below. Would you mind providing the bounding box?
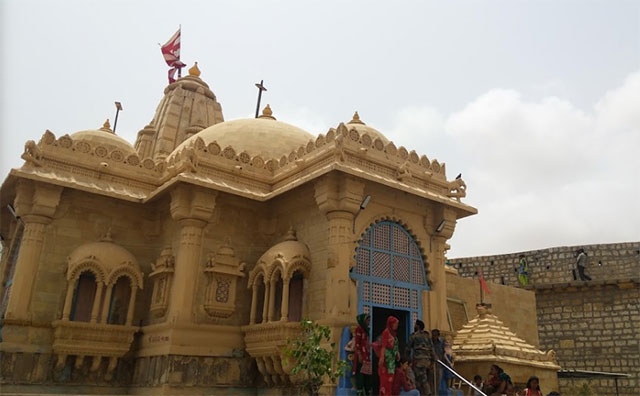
[387,71,640,257]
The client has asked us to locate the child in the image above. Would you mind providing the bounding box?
[393,358,420,396]
[468,374,483,396]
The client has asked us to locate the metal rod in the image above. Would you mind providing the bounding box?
[437,359,487,396]
[254,80,267,118]
[113,109,120,133]
[615,378,619,396]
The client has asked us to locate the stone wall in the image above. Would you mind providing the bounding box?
[451,242,640,396]
[451,242,639,287]
[536,281,639,396]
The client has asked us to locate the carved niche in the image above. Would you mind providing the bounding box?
[203,240,245,318]
[149,247,175,318]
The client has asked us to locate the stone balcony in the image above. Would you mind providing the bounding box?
[241,321,303,385]
[51,319,138,378]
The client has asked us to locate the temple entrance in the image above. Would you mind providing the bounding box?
[371,306,410,395]
[350,221,429,395]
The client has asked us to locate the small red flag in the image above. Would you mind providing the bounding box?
[479,269,491,295]
[161,28,186,83]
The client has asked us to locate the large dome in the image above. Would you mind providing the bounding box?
[172,105,313,160]
[71,120,136,156]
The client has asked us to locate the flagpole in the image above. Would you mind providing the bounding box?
[177,25,182,79]
[479,268,483,304]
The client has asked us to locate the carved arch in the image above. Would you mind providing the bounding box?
[106,266,143,289]
[268,263,285,284]
[248,264,267,289]
[68,259,106,284]
[265,259,286,283]
[285,259,311,280]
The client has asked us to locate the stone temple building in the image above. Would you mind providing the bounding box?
[0,63,559,394]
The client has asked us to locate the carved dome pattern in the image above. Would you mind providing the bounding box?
[67,236,143,289]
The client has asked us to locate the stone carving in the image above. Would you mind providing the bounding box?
[21,140,43,167]
[203,240,245,318]
[446,177,467,201]
[53,234,144,380]
[149,246,175,318]
[395,161,412,182]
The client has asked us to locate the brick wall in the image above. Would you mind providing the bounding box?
[451,242,640,396]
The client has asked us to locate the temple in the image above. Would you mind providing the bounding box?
[0,63,559,394]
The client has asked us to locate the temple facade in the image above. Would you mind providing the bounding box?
[0,64,556,395]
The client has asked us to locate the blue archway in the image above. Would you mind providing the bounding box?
[350,221,429,328]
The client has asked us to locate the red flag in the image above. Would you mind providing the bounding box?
[478,269,491,295]
[161,28,186,83]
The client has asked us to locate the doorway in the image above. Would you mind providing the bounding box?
[371,306,410,395]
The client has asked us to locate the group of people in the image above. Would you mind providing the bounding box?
[351,314,456,396]
[350,314,560,396]
[470,368,560,396]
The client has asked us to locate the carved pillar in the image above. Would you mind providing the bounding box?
[90,281,104,323]
[262,280,270,323]
[426,207,457,330]
[268,278,277,322]
[314,173,365,319]
[62,279,77,320]
[280,276,291,321]
[126,285,137,326]
[4,180,62,321]
[168,185,217,323]
[101,284,114,323]
[249,285,259,324]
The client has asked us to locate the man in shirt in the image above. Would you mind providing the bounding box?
[576,248,592,281]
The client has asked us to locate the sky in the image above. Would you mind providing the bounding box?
[1,0,639,257]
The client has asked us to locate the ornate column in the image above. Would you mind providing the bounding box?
[101,285,114,323]
[168,185,217,323]
[4,180,62,322]
[62,279,77,320]
[262,280,270,323]
[268,278,277,322]
[280,276,291,321]
[90,281,104,323]
[249,285,259,324]
[126,285,137,326]
[314,173,365,319]
[425,207,457,330]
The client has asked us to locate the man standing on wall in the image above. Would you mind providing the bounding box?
[407,320,437,396]
[575,248,592,281]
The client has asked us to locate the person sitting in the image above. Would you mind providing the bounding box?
[393,358,420,396]
[483,364,511,396]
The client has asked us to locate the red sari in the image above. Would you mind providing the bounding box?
[378,316,399,396]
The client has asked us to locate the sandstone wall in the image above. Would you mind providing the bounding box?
[445,269,540,347]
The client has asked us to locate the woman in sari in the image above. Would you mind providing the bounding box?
[378,316,399,396]
[353,313,372,396]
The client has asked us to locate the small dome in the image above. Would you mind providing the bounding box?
[257,228,311,267]
[68,241,137,271]
[67,232,143,288]
[172,106,313,160]
[71,119,136,156]
[347,112,389,144]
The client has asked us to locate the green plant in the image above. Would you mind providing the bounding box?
[283,319,349,396]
